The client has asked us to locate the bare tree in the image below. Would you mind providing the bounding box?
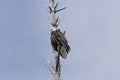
[48,0,66,80]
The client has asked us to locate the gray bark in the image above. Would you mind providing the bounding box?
[48,51,60,80]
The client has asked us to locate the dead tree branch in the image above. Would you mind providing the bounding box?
[48,0,66,80]
[55,7,66,13]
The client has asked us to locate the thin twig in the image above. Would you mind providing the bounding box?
[55,7,66,13]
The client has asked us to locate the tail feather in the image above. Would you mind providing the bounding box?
[60,46,68,59]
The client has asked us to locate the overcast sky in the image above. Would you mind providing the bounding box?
[0,0,120,80]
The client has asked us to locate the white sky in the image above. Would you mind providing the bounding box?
[0,0,120,80]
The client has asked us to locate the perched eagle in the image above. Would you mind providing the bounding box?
[50,27,70,59]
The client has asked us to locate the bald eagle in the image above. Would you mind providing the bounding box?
[50,27,70,59]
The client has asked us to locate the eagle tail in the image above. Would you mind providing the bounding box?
[60,46,68,59]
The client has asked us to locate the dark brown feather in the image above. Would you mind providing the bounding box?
[50,29,70,59]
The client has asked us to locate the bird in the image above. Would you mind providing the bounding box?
[50,27,70,59]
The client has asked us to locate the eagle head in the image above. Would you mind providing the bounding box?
[50,27,56,32]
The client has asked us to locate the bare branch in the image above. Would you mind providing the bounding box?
[48,59,55,74]
[51,23,58,28]
[49,0,54,3]
[56,16,59,24]
[63,31,66,35]
[55,7,66,13]
[48,51,61,80]
[49,6,52,13]
[55,2,58,10]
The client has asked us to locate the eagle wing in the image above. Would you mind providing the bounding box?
[55,30,70,53]
[50,31,59,51]
[55,30,67,44]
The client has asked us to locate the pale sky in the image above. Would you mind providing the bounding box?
[0,0,120,80]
